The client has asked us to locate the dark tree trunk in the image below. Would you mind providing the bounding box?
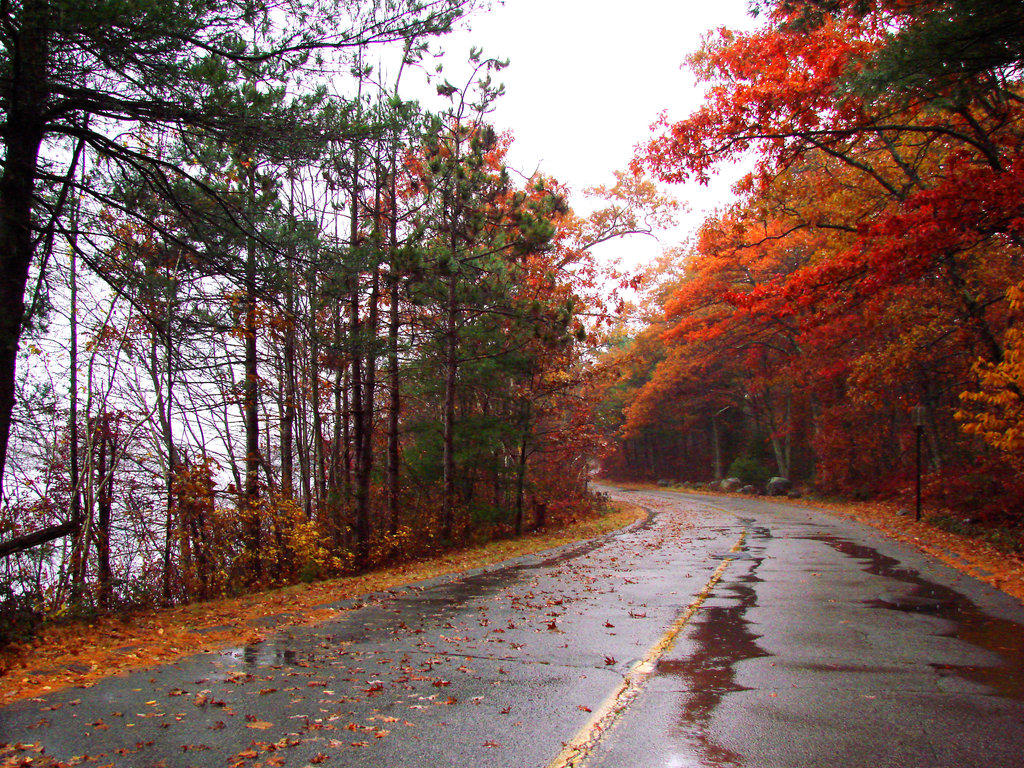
[383,46,412,535]
[354,262,379,561]
[281,259,296,500]
[441,271,458,541]
[0,0,48,494]
[67,189,84,580]
[297,340,313,518]
[348,188,368,565]
[341,365,351,503]
[310,333,326,517]
[281,320,296,500]
[513,402,531,536]
[711,413,723,482]
[385,193,401,534]
[329,308,345,535]
[533,499,546,530]
[243,176,261,582]
[95,415,112,610]
[158,321,177,604]
[386,269,401,534]
[0,520,76,559]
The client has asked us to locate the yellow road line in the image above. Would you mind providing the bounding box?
[545,529,747,768]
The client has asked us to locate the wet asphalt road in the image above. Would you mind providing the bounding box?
[3,487,1024,767]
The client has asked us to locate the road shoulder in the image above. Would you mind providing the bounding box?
[0,501,645,706]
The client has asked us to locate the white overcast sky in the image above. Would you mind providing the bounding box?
[431,0,761,269]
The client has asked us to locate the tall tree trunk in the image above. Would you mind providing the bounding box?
[243,170,261,582]
[347,177,371,563]
[513,402,531,537]
[341,365,351,503]
[385,226,401,533]
[357,261,379,549]
[95,415,112,611]
[329,309,346,535]
[441,271,458,541]
[383,39,413,537]
[310,334,326,518]
[767,394,792,479]
[66,164,84,591]
[281,234,296,501]
[296,341,313,518]
[75,414,96,596]
[0,0,48,494]
[281,309,296,499]
[160,318,176,603]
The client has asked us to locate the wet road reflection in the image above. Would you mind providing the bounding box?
[657,582,766,765]
[814,535,1024,701]
[656,549,770,766]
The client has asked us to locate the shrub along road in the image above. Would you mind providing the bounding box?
[2,487,1024,767]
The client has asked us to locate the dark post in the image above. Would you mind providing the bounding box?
[911,405,926,522]
[915,425,922,522]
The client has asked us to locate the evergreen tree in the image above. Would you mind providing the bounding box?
[0,0,466,499]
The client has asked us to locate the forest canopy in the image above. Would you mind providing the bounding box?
[593,0,1024,524]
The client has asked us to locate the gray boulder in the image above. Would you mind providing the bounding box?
[766,476,791,496]
[707,480,721,492]
[657,479,672,487]
[740,485,756,495]
[721,477,743,492]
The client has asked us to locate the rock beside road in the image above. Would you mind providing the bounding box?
[721,477,743,492]
[767,476,792,496]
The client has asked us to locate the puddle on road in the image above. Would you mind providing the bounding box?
[649,521,1024,768]
[222,633,342,668]
[655,522,773,767]
[812,534,1024,701]
[656,578,768,766]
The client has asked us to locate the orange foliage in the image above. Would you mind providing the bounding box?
[598,0,1024,514]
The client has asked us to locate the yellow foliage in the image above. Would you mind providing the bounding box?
[278,498,347,579]
[958,283,1024,459]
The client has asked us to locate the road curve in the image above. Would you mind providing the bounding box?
[2,487,1023,767]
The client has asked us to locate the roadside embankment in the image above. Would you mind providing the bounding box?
[0,501,644,706]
